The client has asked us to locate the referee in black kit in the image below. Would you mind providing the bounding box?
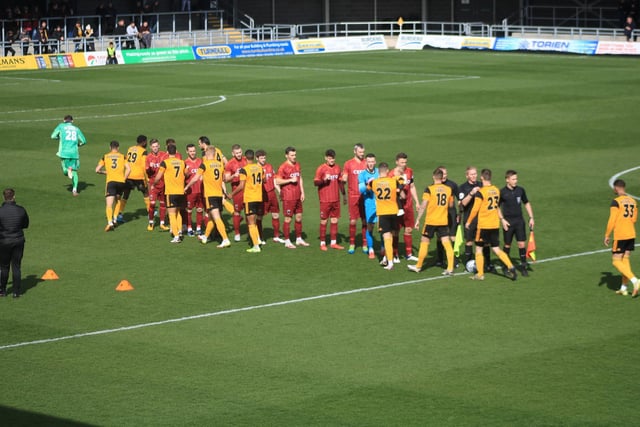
[0,188,29,298]
[499,170,535,276]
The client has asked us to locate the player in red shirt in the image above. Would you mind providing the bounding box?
[257,150,282,243]
[275,146,308,248]
[389,152,420,262]
[184,143,205,236]
[224,144,247,242]
[314,149,345,250]
[145,138,169,231]
[341,143,367,254]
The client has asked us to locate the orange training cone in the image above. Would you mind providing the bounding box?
[115,280,134,291]
[41,269,59,280]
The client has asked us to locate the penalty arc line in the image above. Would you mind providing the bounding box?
[608,166,640,200]
[0,246,615,352]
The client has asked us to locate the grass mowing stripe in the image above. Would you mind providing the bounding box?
[0,246,618,352]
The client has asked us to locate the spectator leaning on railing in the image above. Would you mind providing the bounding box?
[3,29,16,56]
[126,21,138,49]
[624,16,636,42]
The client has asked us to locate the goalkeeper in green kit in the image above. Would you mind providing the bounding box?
[51,115,87,196]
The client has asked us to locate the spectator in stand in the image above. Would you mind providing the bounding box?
[182,0,192,12]
[84,24,95,52]
[3,29,16,56]
[49,24,65,53]
[33,21,49,54]
[113,18,127,48]
[126,21,138,49]
[624,16,636,42]
[18,27,31,55]
[139,21,152,48]
[71,21,84,52]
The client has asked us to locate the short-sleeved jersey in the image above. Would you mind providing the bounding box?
[314,163,342,203]
[202,146,225,164]
[240,163,264,204]
[343,157,366,197]
[184,157,203,195]
[262,163,277,193]
[197,158,225,197]
[389,167,415,209]
[159,157,187,196]
[125,145,148,180]
[98,151,127,183]
[146,150,168,189]
[51,121,86,159]
[499,185,529,219]
[606,194,637,240]
[277,161,302,201]
[458,180,482,220]
[359,168,379,214]
[468,184,501,230]
[225,156,248,189]
[424,183,453,227]
[371,176,399,216]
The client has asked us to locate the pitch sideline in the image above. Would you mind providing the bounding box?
[0,247,613,351]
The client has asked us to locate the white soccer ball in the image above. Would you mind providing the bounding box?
[466,260,477,273]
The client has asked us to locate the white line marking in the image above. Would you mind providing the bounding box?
[609,166,640,200]
[0,96,227,124]
[0,76,62,83]
[0,246,616,351]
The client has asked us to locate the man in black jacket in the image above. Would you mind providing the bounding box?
[0,189,29,298]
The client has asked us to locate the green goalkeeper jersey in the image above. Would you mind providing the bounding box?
[51,121,86,159]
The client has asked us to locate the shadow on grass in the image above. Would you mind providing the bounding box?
[17,275,45,296]
[121,207,149,223]
[64,181,95,195]
[0,405,96,426]
[598,271,620,291]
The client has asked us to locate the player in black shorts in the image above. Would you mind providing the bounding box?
[499,170,535,276]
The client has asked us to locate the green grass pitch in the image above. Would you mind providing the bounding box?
[1,49,640,425]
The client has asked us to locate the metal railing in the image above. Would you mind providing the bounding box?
[295,21,492,39]
[490,23,628,40]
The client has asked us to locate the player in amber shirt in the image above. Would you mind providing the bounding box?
[231,150,264,253]
[119,134,149,224]
[465,169,516,281]
[314,149,344,251]
[369,162,400,271]
[145,139,169,231]
[224,144,248,242]
[197,135,227,164]
[408,168,454,274]
[341,143,367,253]
[185,146,230,248]
[257,150,282,243]
[604,179,640,296]
[184,144,205,236]
[95,141,130,231]
[276,146,308,248]
[152,144,187,243]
